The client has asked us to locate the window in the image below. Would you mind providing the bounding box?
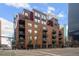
[35,19,40,23]
[34,30,37,34]
[29,36,32,40]
[19,31,24,34]
[35,12,38,16]
[38,13,40,17]
[34,36,37,40]
[19,25,24,28]
[43,27,46,30]
[42,21,44,24]
[43,16,45,19]
[20,42,24,44]
[28,23,32,27]
[34,24,38,28]
[42,21,46,25]
[25,13,28,16]
[19,37,24,40]
[35,19,38,23]
[44,21,46,25]
[38,20,40,23]
[28,29,32,33]
[42,15,44,19]
[44,16,46,20]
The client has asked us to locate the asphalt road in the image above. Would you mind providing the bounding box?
[0,48,79,56]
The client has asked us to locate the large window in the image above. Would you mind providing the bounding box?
[29,36,32,40]
[34,30,38,34]
[35,19,38,23]
[34,24,38,28]
[35,12,40,17]
[19,37,24,40]
[42,15,44,19]
[28,23,32,27]
[35,12,38,16]
[38,13,40,17]
[25,12,28,16]
[42,21,46,25]
[38,19,40,23]
[44,16,46,20]
[28,29,32,33]
[44,21,46,25]
[35,19,40,23]
[42,15,46,20]
[19,42,24,45]
[43,27,46,30]
[34,36,37,40]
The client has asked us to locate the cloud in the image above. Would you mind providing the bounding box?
[5,3,31,9]
[47,6,55,13]
[57,12,64,18]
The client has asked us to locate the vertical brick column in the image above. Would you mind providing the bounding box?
[16,20,19,49]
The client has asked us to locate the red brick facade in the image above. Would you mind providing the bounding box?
[15,9,64,49]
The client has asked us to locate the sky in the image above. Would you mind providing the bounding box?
[0,3,68,25]
[0,3,68,37]
[0,3,68,45]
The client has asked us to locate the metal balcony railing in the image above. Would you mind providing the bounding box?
[19,25,25,28]
[19,31,25,35]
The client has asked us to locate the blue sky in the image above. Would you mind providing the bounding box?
[0,3,68,25]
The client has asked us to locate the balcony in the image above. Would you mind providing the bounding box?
[19,20,25,24]
[19,45,25,49]
[52,39,56,44]
[42,39,46,43]
[52,39,56,42]
[59,41,62,44]
[19,42,24,45]
[42,38,47,41]
[52,41,56,48]
[59,43,63,48]
[19,37,24,41]
[43,34,47,37]
[47,20,53,27]
[59,37,62,40]
[35,16,40,19]
[52,36,56,39]
[29,40,32,44]
[42,30,47,40]
[52,30,56,34]
[43,30,47,32]
[59,31,62,35]
[19,31,25,36]
[19,25,25,29]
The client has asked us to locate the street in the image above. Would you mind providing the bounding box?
[0,48,79,56]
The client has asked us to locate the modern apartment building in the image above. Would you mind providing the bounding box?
[0,18,14,49]
[68,3,79,47]
[15,9,64,49]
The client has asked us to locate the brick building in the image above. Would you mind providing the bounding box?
[14,9,64,49]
